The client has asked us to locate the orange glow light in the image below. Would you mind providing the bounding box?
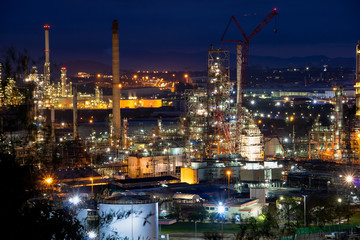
[44,177,53,185]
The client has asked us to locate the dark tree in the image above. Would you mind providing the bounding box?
[203,232,222,240]
[0,150,84,239]
[188,206,208,222]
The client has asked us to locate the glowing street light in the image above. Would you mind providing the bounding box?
[90,177,94,196]
[44,177,53,185]
[69,195,81,205]
[88,231,97,239]
[218,202,225,214]
[346,175,353,183]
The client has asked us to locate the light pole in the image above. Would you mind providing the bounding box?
[345,175,353,222]
[338,198,342,223]
[302,195,307,227]
[218,202,225,239]
[90,177,94,196]
[290,116,295,158]
[195,221,197,240]
[226,170,231,199]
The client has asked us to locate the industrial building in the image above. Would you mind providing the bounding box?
[180,160,283,187]
[204,188,268,222]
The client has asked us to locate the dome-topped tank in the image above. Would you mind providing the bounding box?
[99,194,158,240]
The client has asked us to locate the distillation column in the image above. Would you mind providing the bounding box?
[111,20,121,146]
[61,67,67,97]
[334,86,344,161]
[206,46,231,157]
[353,43,360,162]
[355,43,360,118]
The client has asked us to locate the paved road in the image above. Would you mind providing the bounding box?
[161,232,236,240]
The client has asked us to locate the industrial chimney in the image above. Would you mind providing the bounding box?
[44,24,51,84]
[112,20,121,146]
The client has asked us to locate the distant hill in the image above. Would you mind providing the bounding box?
[63,60,112,76]
[248,55,355,69]
[64,52,355,73]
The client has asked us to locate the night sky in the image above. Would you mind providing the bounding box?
[1,0,359,71]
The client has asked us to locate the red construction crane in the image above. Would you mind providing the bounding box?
[221,8,279,107]
[221,8,279,154]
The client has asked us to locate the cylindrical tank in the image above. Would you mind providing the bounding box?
[99,195,158,240]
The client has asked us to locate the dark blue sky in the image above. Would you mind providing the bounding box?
[1,0,359,70]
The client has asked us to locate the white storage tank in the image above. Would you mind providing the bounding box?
[99,195,158,240]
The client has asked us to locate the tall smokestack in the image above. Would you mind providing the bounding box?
[73,86,78,140]
[112,20,121,146]
[44,24,51,84]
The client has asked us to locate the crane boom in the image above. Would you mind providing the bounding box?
[220,8,279,154]
[221,9,279,44]
[247,9,279,40]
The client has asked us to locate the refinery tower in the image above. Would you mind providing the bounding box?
[355,43,360,118]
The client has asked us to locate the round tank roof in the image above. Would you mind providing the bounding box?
[101,194,156,204]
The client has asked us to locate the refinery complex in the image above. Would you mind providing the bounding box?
[5,11,360,175]
[2,8,360,240]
